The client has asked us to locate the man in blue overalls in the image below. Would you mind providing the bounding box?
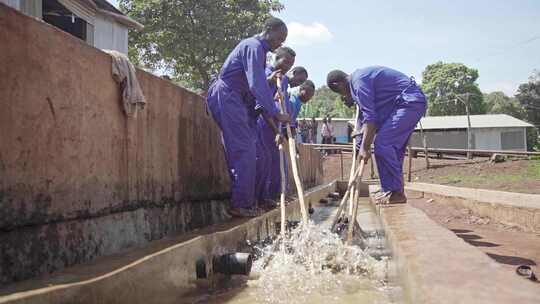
[254,46,296,209]
[289,80,315,132]
[207,18,290,217]
[256,58,309,208]
[326,66,427,204]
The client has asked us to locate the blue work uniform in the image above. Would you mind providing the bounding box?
[289,94,303,129]
[254,67,289,201]
[350,66,427,192]
[206,36,278,209]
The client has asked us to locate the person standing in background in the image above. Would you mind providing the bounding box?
[321,117,334,155]
[311,116,318,143]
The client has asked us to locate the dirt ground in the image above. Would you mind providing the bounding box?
[323,153,540,194]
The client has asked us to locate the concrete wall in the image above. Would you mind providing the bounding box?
[0,5,323,285]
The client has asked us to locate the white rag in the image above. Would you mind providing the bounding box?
[104,50,146,117]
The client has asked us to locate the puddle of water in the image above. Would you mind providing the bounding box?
[185,203,401,304]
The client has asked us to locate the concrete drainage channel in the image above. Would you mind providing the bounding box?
[3,182,395,304]
[3,181,538,304]
[373,183,540,304]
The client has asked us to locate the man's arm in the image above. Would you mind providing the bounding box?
[262,113,285,146]
[352,73,377,125]
[359,122,376,162]
[243,45,289,122]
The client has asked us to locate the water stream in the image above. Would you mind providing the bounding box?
[185,199,402,304]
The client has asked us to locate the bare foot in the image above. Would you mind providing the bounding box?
[388,191,407,204]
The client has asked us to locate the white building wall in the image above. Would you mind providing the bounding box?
[472,128,501,150]
[0,0,20,10]
[411,127,527,151]
[313,119,351,144]
[93,15,129,54]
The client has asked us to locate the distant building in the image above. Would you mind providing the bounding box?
[0,0,142,54]
[410,114,533,151]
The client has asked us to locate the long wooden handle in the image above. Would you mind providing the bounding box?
[330,160,365,230]
[276,78,309,224]
[347,106,360,217]
[279,141,287,239]
[347,161,365,244]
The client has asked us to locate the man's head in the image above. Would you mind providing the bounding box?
[326,70,354,107]
[287,66,308,88]
[312,116,316,122]
[298,80,315,103]
[273,47,295,73]
[262,17,288,51]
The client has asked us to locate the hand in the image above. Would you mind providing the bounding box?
[275,113,290,123]
[359,145,371,163]
[351,128,362,138]
[267,69,282,84]
[275,134,285,146]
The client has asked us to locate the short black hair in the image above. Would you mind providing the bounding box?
[326,70,348,91]
[275,46,296,59]
[300,80,315,91]
[291,66,308,78]
[264,17,286,31]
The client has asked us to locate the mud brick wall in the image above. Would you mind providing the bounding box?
[0,4,323,285]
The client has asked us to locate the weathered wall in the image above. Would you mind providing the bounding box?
[410,127,527,151]
[0,4,323,285]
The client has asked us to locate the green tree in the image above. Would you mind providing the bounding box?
[484,91,524,119]
[421,62,486,116]
[298,86,354,119]
[515,71,540,150]
[330,96,355,118]
[119,0,283,91]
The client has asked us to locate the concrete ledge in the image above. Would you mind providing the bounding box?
[369,185,540,304]
[0,183,335,304]
[405,183,540,233]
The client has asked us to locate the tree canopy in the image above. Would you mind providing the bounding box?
[515,71,540,129]
[119,0,283,92]
[421,62,486,116]
[298,86,354,119]
[484,91,524,119]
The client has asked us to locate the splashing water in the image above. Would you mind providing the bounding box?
[246,222,394,304]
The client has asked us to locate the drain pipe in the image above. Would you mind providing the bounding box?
[213,253,253,276]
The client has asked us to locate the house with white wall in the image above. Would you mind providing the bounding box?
[410,114,533,151]
[0,0,142,54]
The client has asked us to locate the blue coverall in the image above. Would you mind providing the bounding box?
[350,66,427,192]
[207,36,278,209]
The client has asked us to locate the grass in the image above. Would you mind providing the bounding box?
[436,160,540,186]
[528,160,540,179]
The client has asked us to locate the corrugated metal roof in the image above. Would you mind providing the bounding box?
[416,114,533,130]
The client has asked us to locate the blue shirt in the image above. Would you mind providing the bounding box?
[218,36,278,117]
[349,66,425,127]
[289,94,303,128]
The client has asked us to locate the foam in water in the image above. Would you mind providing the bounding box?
[247,222,392,304]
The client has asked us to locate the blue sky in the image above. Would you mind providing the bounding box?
[111,0,540,95]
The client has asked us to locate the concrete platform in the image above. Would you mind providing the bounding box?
[0,183,335,304]
[368,185,540,304]
[405,182,540,233]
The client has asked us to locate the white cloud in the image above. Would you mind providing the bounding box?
[286,22,333,46]
[481,81,519,96]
